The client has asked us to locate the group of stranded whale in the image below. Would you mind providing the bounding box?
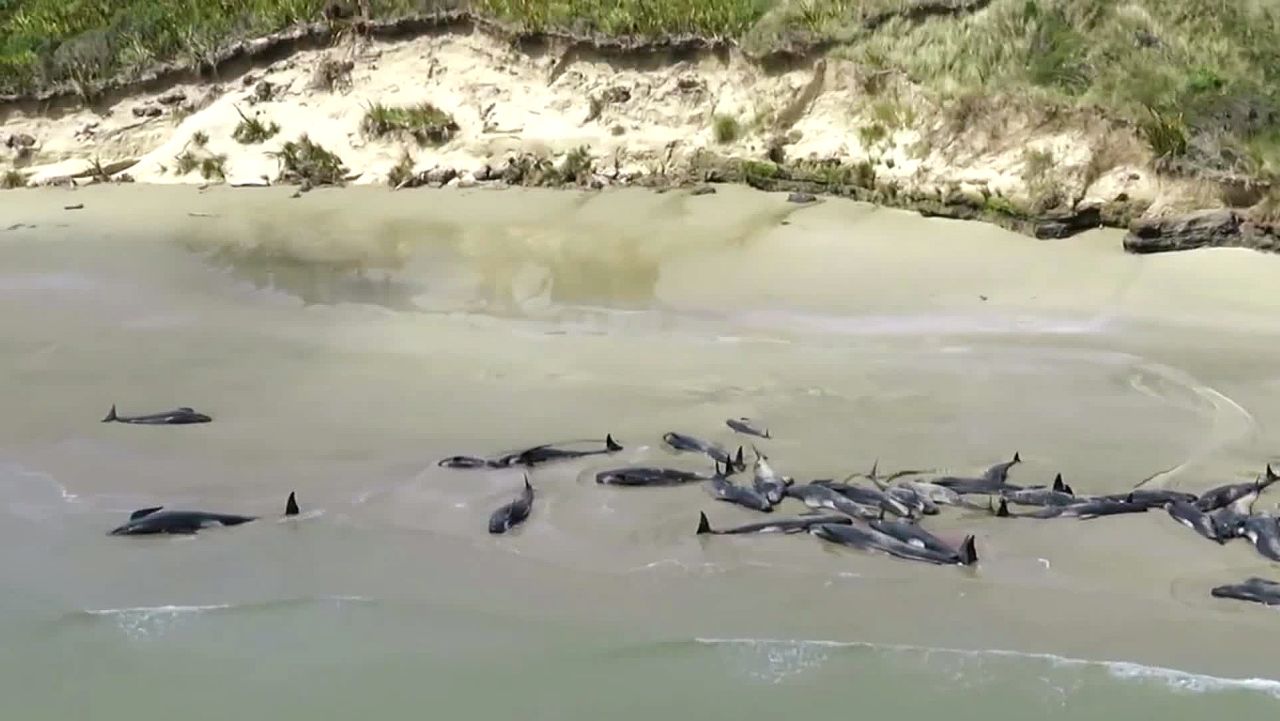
[103,405,1280,607]
[101,405,301,534]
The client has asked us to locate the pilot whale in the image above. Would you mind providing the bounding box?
[110,492,298,535]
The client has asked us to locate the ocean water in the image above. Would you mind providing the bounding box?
[2,185,1280,719]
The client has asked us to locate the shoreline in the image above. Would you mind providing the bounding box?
[1,18,1276,254]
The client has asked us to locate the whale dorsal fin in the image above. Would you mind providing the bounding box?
[285,492,299,517]
[178,407,194,412]
[130,506,164,521]
[606,434,622,452]
[1052,474,1065,493]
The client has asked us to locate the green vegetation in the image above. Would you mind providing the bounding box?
[190,130,208,147]
[472,0,767,38]
[2,168,26,188]
[559,145,593,184]
[1138,106,1189,160]
[1021,148,1055,183]
[173,149,199,175]
[2,0,1278,185]
[270,134,347,185]
[173,146,226,181]
[0,0,326,95]
[361,101,458,146]
[199,153,227,181]
[858,122,888,148]
[232,107,280,144]
[387,149,415,188]
[712,114,740,144]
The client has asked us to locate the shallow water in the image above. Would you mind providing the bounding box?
[3,185,1280,719]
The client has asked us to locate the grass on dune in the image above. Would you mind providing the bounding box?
[2,0,1280,180]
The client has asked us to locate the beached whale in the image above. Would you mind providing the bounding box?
[725,417,771,439]
[696,511,851,535]
[812,479,912,517]
[497,436,624,467]
[706,464,773,512]
[1105,488,1196,510]
[489,477,534,534]
[109,492,299,535]
[786,483,879,519]
[663,432,744,471]
[810,521,978,566]
[1165,499,1226,543]
[440,436,623,469]
[1195,465,1279,512]
[751,447,793,505]
[596,467,711,487]
[1001,474,1076,507]
[1211,577,1280,606]
[102,405,211,425]
[932,452,1024,495]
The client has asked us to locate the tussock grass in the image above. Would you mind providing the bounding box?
[559,145,593,184]
[362,101,459,146]
[269,134,347,185]
[173,147,226,181]
[2,0,1278,186]
[386,149,415,188]
[712,114,741,144]
[1138,107,1189,159]
[233,107,281,144]
[2,168,26,188]
[473,0,767,38]
[0,0,328,95]
[199,154,227,181]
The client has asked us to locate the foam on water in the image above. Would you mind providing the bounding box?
[76,596,375,641]
[694,637,1280,698]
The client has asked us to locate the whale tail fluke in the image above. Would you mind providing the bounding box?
[285,492,299,516]
[959,535,979,566]
[1012,451,1022,465]
[102,405,118,423]
[696,512,712,535]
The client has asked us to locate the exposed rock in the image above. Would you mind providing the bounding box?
[157,90,186,105]
[425,166,457,186]
[457,171,477,188]
[253,80,275,103]
[131,105,163,118]
[787,192,817,204]
[6,133,35,149]
[1124,209,1247,253]
[689,185,716,196]
[600,86,631,104]
[1032,204,1102,240]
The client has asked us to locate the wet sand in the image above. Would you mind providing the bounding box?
[2,185,1280,718]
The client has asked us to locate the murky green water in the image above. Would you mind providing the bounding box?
[2,185,1280,719]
